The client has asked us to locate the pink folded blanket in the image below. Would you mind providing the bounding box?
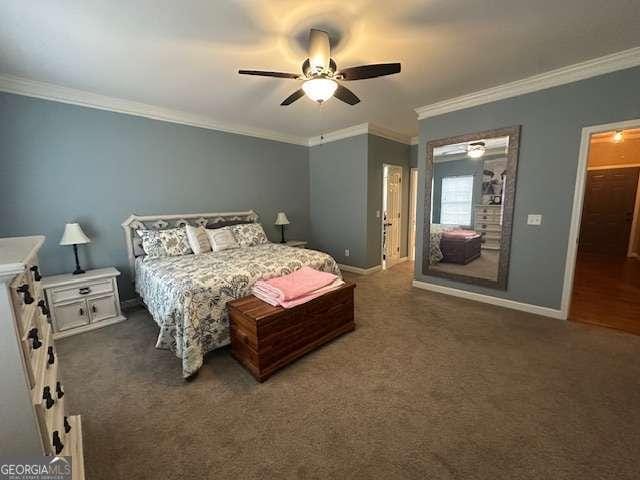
[253,266,338,302]
[442,229,480,239]
[253,278,345,309]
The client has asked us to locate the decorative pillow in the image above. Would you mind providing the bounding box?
[206,227,238,252]
[136,228,192,258]
[229,223,269,248]
[185,225,211,255]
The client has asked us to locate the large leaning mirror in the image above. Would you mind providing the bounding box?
[423,126,521,289]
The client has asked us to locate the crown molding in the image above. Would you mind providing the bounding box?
[307,123,369,146]
[308,122,412,146]
[0,74,309,146]
[410,136,419,145]
[415,46,640,120]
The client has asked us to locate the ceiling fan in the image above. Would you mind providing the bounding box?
[238,29,401,106]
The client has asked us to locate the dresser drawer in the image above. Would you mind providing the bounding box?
[50,280,114,304]
[55,300,90,331]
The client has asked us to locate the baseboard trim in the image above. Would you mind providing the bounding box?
[121,298,142,310]
[411,280,566,319]
[338,264,382,275]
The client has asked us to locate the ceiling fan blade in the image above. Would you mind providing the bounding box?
[334,84,360,105]
[338,63,401,81]
[281,89,305,106]
[238,70,300,79]
[308,29,330,71]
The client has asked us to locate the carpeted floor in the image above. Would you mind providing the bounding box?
[56,263,640,479]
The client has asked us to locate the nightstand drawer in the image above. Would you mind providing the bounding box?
[55,300,90,331]
[88,295,117,322]
[51,280,113,304]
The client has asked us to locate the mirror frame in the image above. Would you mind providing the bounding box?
[422,125,521,290]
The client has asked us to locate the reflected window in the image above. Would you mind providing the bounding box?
[440,175,473,225]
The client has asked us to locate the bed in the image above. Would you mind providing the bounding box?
[122,211,341,377]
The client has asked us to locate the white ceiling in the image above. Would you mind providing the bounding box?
[1,0,639,139]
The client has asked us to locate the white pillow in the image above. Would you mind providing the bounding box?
[206,227,238,252]
[185,225,211,255]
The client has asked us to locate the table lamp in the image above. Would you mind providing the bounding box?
[274,212,290,243]
[59,223,91,275]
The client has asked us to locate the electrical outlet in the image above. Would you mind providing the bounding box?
[527,214,542,226]
[345,249,350,257]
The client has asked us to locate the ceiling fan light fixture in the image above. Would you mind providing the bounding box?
[302,78,338,103]
[467,141,486,158]
[613,130,624,142]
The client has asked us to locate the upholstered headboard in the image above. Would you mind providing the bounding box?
[121,210,259,277]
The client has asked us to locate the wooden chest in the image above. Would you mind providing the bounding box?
[227,282,355,382]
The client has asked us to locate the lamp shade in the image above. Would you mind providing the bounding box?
[274,212,290,225]
[59,223,91,245]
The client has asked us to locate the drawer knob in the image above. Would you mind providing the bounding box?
[43,386,55,409]
[64,416,72,434]
[47,346,55,366]
[30,265,42,281]
[27,328,42,350]
[92,304,97,314]
[52,431,64,455]
[17,284,34,305]
[56,381,64,399]
[79,286,91,295]
[37,299,50,316]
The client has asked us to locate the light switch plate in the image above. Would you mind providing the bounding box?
[345,249,350,257]
[527,214,542,225]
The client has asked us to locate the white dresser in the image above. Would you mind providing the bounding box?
[0,236,85,477]
[474,204,503,250]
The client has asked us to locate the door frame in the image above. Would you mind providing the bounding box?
[560,118,640,318]
[409,168,419,261]
[381,164,404,269]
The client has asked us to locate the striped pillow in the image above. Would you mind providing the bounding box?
[185,225,211,255]
[206,227,238,252]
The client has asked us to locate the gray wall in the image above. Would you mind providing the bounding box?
[366,134,411,267]
[415,66,640,309]
[309,135,368,267]
[0,93,310,300]
[410,144,418,169]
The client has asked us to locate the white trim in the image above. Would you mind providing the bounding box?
[412,280,565,319]
[368,124,413,145]
[308,123,413,146]
[414,47,640,120]
[561,118,640,319]
[410,136,419,145]
[0,74,308,146]
[338,264,382,275]
[120,298,141,311]
[587,163,640,170]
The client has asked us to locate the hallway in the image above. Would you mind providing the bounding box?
[570,253,640,335]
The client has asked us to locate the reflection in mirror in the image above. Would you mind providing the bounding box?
[423,126,520,289]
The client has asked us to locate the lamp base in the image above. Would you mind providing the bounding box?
[279,224,286,244]
[72,244,85,275]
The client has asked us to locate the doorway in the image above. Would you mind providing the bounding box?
[382,164,403,269]
[564,123,640,334]
[409,168,418,262]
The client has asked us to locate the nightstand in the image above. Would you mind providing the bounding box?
[284,240,307,248]
[42,267,126,339]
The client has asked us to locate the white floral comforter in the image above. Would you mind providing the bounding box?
[135,243,341,377]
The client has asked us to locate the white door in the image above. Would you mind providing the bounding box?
[409,168,418,261]
[383,165,403,267]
